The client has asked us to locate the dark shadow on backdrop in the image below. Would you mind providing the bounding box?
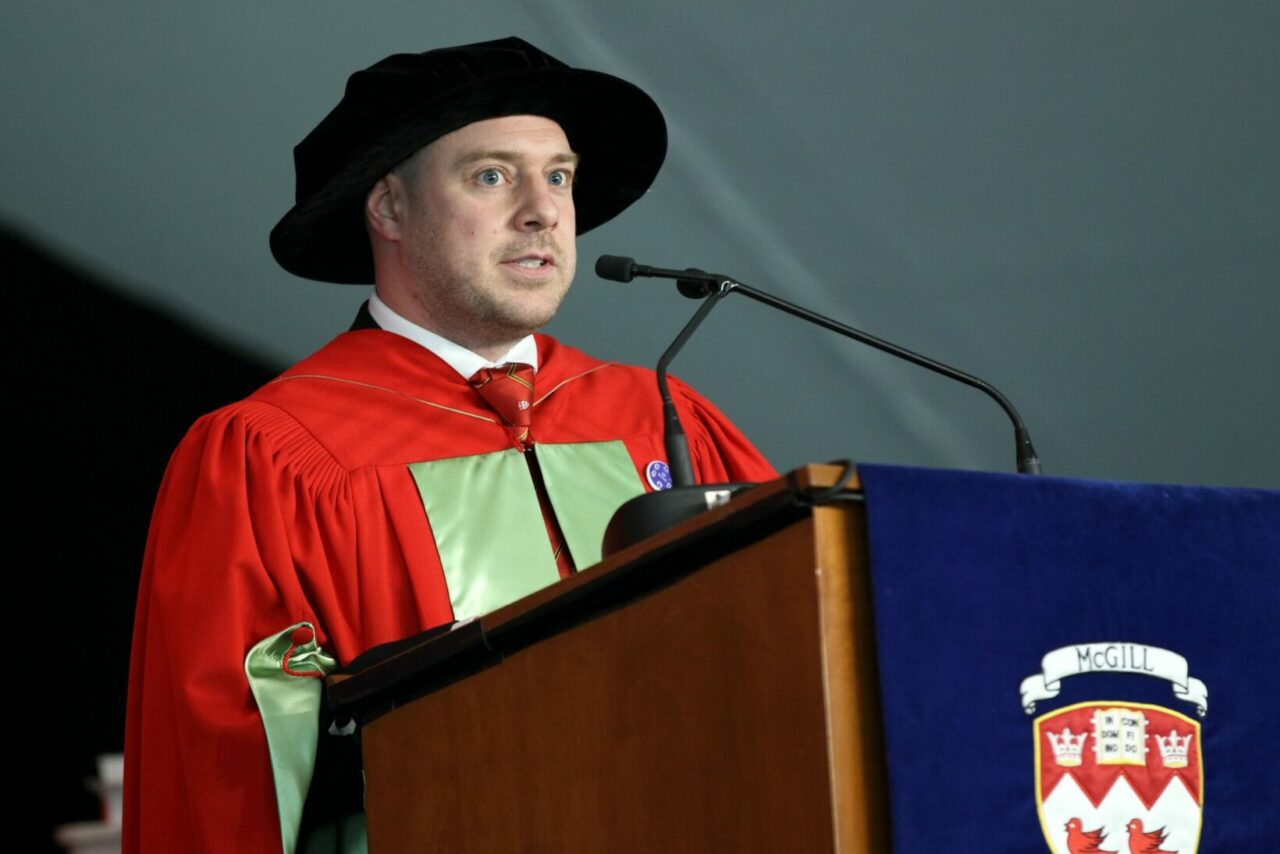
[8,225,277,851]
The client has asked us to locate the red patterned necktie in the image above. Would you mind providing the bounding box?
[469,363,535,445]
[469,363,576,575]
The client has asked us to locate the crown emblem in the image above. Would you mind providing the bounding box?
[1045,727,1088,766]
[1153,728,1192,768]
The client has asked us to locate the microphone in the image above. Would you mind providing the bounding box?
[596,255,717,300]
[594,255,639,283]
[597,254,1042,476]
[596,257,731,489]
[594,256,756,555]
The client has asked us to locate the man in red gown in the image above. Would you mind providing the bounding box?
[124,37,774,853]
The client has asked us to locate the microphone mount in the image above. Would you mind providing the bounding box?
[652,276,734,488]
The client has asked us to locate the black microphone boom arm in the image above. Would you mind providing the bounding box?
[597,255,1042,475]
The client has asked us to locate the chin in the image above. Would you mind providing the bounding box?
[506,292,569,328]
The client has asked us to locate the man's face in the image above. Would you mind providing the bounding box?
[391,115,578,353]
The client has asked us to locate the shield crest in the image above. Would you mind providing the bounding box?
[1035,702,1202,854]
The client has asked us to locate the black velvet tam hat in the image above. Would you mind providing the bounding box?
[269,37,667,284]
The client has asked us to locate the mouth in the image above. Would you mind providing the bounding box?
[500,252,559,278]
[505,254,554,268]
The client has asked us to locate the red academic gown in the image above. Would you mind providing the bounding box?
[123,329,774,853]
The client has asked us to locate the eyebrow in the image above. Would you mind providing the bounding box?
[453,150,580,169]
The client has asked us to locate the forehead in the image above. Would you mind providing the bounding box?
[420,115,575,166]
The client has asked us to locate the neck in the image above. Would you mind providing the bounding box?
[371,288,528,362]
[457,336,525,363]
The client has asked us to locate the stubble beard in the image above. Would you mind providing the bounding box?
[407,232,574,353]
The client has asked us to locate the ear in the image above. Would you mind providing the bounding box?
[364,176,402,241]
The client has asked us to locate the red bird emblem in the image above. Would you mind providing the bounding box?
[1126,818,1177,854]
[1065,817,1117,853]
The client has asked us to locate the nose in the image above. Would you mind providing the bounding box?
[513,178,562,233]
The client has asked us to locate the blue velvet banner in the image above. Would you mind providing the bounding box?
[858,464,1279,853]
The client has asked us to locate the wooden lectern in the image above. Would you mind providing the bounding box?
[328,466,889,852]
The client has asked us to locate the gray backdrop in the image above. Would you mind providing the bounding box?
[4,2,1277,487]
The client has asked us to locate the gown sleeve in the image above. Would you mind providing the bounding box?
[669,376,778,484]
[123,401,354,854]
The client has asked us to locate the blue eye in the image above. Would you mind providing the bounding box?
[548,169,570,187]
[478,168,503,186]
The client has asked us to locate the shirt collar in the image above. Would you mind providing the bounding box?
[367,291,539,379]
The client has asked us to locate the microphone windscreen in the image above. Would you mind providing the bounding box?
[595,254,636,282]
